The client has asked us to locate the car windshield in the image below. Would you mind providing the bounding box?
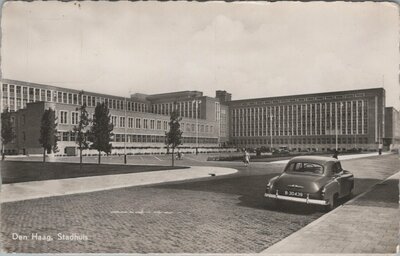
[285,162,324,175]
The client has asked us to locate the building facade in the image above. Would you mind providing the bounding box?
[1,79,224,155]
[384,107,400,150]
[228,88,386,151]
[0,78,394,155]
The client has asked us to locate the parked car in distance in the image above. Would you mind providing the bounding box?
[264,156,354,211]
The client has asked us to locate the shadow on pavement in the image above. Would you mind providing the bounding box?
[349,179,398,209]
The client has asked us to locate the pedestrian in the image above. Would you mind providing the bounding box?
[243,150,250,166]
[332,150,339,159]
[378,143,383,155]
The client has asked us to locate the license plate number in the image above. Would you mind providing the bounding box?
[284,191,303,197]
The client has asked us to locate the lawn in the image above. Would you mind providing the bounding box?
[1,161,188,184]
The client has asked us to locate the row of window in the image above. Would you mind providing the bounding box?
[58,132,218,144]
[151,100,202,118]
[232,136,370,145]
[57,110,216,134]
[234,93,367,106]
[110,116,168,130]
[231,101,369,137]
[1,83,147,113]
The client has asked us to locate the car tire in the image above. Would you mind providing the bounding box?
[324,194,338,212]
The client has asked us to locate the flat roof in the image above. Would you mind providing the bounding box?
[229,87,385,104]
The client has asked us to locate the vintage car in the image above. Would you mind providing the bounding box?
[264,156,354,211]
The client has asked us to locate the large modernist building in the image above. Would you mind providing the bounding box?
[1,78,398,155]
[227,88,387,151]
[1,79,225,155]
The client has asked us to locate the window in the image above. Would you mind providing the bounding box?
[143,119,148,129]
[157,120,162,130]
[163,121,168,131]
[40,90,45,101]
[285,162,324,175]
[35,89,40,101]
[135,118,141,129]
[111,116,118,127]
[57,92,62,103]
[2,84,8,96]
[71,112,79,125]
[60,111,68,124]
[150,120,155,130]
[47,90,52,102]
[70,132,76,142]
[87,96,92,107]
[62,132,69,141]
[332,162,343,175]
[119,117,125,128]
[128,117,134,128]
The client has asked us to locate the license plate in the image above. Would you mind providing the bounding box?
[284,191,303,197]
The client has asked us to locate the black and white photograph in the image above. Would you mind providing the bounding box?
[0,1,399,254]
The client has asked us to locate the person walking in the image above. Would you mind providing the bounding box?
[378,143,383,155]
[332,150,339,159]
[243,149,250,166]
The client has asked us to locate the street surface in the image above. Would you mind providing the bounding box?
[1,153,398,253]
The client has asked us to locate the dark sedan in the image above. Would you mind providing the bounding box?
[264,156,354,211]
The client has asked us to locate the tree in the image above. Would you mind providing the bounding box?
[165,110,183,167]
[39,108,58,163]
[89,103,113,164]
[1,108,15,160]
[73,100,91,168]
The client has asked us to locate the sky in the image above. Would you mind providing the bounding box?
[1,1,399,108]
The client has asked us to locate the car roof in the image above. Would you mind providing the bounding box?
[288,155,338,165]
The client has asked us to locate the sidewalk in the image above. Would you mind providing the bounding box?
[0,166,237,203]
[268,151,391,164]
[263,171,399,254]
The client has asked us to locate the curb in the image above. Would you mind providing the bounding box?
[1,166,238,203]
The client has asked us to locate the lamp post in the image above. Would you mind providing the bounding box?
[335,110,338,151]
[268,114,274,151]
[124,97,127,164]
[195,100,199,154]
[191,99,200,154]
[336,102,344,151]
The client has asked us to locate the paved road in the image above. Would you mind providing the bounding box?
[1,154,398,253]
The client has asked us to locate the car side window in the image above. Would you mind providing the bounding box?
[332,163,343,175]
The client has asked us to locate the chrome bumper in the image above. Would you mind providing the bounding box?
[264,192,329,206]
